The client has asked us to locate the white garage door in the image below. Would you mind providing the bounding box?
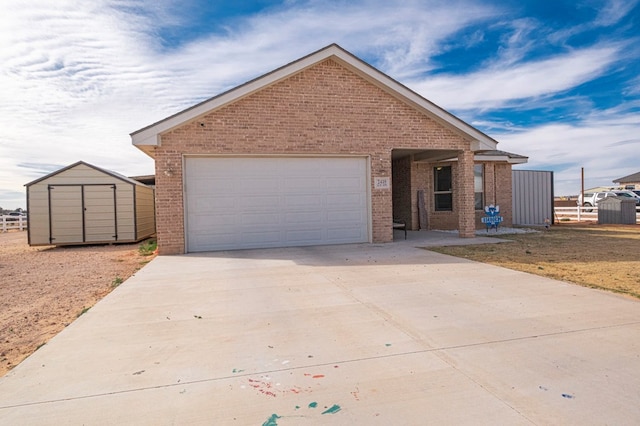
[185,157,369,252]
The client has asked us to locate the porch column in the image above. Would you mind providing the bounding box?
[457,149,475,238]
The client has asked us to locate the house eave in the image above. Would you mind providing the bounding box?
[435,154,528,164]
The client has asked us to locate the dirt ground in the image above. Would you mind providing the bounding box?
[0,231,155,377]
[429,222,640,299]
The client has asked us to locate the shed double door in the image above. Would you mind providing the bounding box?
[48,184,117,244]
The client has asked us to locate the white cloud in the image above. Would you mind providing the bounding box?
[157,0,499,88]
[497,113,640,195]
[408,44,621,110]
[0,3,190,208]
[594,0,640,26]
[492,18,539,67]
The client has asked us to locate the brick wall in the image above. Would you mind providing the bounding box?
[155,59,478,254]
[392,157,412,227]
[494,163,514,226]
[472,162,513,229]
[457,150,476,237]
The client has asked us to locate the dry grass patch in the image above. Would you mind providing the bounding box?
[428,223,640,298]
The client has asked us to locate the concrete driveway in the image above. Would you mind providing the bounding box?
[1,235,640,425]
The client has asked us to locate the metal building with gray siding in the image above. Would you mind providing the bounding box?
[512,170,554,226]
[26,161,156,246]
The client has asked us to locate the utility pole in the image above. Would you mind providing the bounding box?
[579,167,584,221]
[581,167,584,204]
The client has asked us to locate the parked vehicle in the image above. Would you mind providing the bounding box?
[633,190,640,198]
[578,191,618,212]
[612,190,640,209]
[5,212,26,221]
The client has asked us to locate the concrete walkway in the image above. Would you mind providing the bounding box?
[1,235,640,425]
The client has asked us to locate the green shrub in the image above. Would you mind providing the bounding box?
[139,239,157,256]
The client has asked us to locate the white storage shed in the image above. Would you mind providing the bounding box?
[26,161,155,246]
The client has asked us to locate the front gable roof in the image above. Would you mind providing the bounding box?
[131,43,499,158]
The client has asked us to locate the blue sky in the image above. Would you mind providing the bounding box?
[1,0,639,209]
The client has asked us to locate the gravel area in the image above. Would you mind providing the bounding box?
[0,231,155,376]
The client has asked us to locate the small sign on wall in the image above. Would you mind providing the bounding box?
[374,177,390,189]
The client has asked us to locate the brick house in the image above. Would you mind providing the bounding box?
[132,44,527,254]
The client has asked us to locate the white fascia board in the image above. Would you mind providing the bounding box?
[133,133,160,147]
[470,139,498,152]
[474,155,528,164]
[475,155,508,162]
[508,157,528,164]
[437,155,528,164]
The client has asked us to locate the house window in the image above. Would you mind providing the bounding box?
[434,166,452,211]
[474,164,484,210]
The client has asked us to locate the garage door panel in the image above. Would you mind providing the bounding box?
[284,178,324,191]
[327,209,363,222]
[327,228,365,240]
[192,196,237,212]
[285,211,323,223]
[190,214,236,227]
[241,230,282,245]
[191,178,235,195]
[283,194,323,208]
[327,193,365,205]
[285,229,324,242]
[238,178,280,193]
[327,177,363,191]
[191,232,236,247]
[241,212,280,226]
[238,196,281,210]
[185,157,369,252]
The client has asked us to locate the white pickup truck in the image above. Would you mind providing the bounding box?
[578,191,617,211]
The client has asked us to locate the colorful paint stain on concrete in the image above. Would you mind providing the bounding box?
[303,373,325,379]
[321,404,342,414]
[246,378,312,398]
[247,378,277,397]
[262,414,281,426]
[264,402,342,425]
[351,387,360,401]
